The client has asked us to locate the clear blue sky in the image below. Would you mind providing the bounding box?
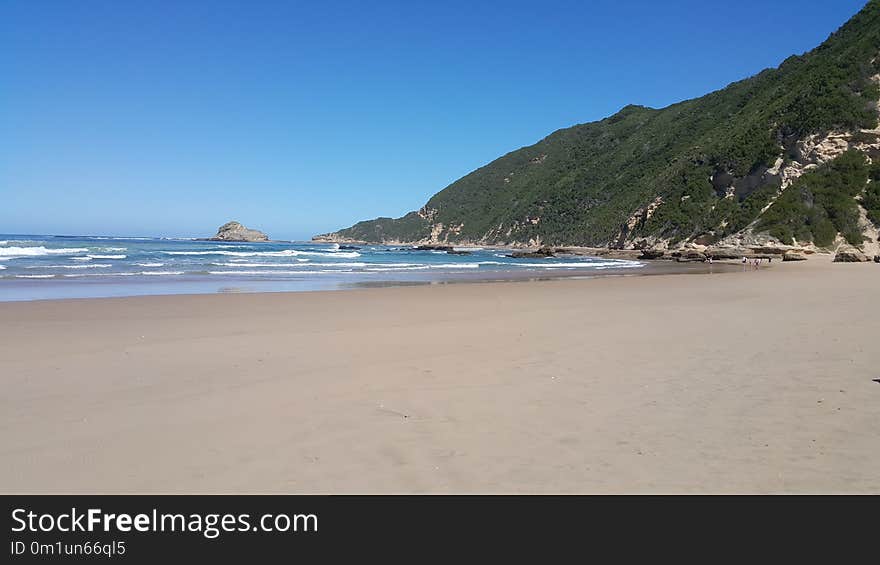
[0,0,869,240]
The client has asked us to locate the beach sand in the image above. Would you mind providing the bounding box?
[1,256,878,493]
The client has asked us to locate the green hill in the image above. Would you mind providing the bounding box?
[317,1,880,249]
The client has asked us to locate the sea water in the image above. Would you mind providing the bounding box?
[0,234,644,301]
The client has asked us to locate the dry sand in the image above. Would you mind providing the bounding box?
[1,256,878,493]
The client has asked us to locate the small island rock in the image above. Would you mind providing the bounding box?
[211,221,269,242]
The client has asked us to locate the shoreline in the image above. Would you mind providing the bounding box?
[2,255,878,493]
[1,232,847,303]
[0,258,750,303]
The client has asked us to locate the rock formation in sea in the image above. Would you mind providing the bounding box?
[508,247,556,259]
[211,221,269,242]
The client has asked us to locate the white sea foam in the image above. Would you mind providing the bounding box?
[454,247,482,251]
[224,257,310,262]
[509,262,600,267]
[72,256,92,261]
[164,250,249,256]
[282,249,362,258]
[209,262,296,268]
[0,265,5,270]
[594,264,645,270]
[140,271,184,275]
[365,263,481,271]
[481,260,642,268]
[163,249,361,258]
[1,240,39,246]
[429,263,480,269]
[297,262,368,267]
[27,264,112,269]
[0,246,89,258]
[210,261,367,268]
[365,266,431,271]
[62,271,180,277]
[87,254,126,259]
[15,274,56,279]
[63,273,136,278]
[135,262,164,267]
[208,262,236,267]
[207,270,352,275]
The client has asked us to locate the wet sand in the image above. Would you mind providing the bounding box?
[1,255,878,493]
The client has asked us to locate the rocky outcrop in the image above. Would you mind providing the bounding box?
[312,233,366,244]
[211,221,269,242]
[748,246,787,256]
[833,247,870,262]
[782,251,808,262]
[414,245,454,251]
[671,249,706,262]
[612,197,665,248]
[410,245,471,255]
[638,248,666,260]
[508,247,555,259]
[584,248,644,260]
[705,248,746,260]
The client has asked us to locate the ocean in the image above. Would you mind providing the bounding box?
[0,234,644,301]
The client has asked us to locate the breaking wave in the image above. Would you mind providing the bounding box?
[209,261,368,268]
[27,264,113,269]
[163,249,361,258]
[0,246,89,257]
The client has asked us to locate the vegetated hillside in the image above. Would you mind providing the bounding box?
[317,1,880,250]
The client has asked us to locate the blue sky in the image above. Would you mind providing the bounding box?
[0,0,869,240]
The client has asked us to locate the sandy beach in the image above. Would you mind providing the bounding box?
[1,256,878,493]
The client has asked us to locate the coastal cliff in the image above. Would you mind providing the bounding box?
[315,1,880,260]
